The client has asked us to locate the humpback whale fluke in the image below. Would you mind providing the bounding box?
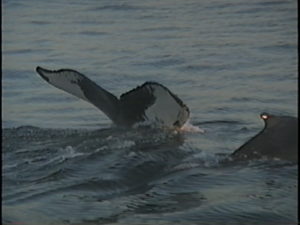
[231,113,298,163]
[36,66,190,128]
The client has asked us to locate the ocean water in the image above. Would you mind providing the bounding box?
[2,0,298,224]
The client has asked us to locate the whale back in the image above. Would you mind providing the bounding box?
[232,114,298,163]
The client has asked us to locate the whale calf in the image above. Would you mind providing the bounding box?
[231,113,298,163]
[36,66,190,128]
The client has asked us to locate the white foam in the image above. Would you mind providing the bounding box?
[179,120,205,133]
[61,146,85,158]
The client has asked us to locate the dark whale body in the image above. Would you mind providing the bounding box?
[231,113,298,163]
[36,66,190,128]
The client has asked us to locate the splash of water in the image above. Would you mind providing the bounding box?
[180,120,205,133]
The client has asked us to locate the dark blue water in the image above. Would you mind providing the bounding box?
[2,0,297,224]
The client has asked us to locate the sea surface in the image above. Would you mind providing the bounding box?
[2,0,298,224]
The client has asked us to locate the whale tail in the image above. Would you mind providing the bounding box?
[36,66,190,128]
[119,82,190,128]
[36,66,120,123]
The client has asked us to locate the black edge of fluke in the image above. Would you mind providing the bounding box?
[36,66,50,82]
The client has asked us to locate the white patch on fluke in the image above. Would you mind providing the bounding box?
[144,85,187,127]
[41,70,88,102]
